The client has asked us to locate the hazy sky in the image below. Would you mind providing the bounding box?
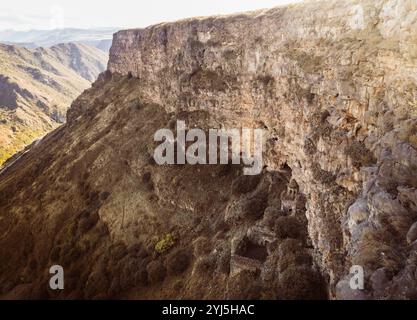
[0,0,303,30]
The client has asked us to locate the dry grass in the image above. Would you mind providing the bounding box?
[0,126,46,166]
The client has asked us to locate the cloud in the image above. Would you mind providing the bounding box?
[0,9,82,31]
[0,0,303,31]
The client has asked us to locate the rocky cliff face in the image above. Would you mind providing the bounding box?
[1,0,417,299]
[108,0,417,299]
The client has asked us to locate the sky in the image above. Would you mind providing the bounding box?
[0,0,303,31]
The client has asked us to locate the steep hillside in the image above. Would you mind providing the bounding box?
[0,43,108,165]
[1,0,417,300]
[49,43,108,82]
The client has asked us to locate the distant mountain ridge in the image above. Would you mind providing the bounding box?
[0,42,108,165]
[0,28,118,52]
[49,43,108,82]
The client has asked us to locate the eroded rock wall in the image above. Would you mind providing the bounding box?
[107,0,417,298]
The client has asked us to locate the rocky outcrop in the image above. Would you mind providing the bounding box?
[1,0,417,299]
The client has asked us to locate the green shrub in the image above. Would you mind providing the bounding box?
[155,234,175,254]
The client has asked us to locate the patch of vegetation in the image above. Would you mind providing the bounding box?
[166,249,191,276]
[255,75,275,87]
[223,48,240,61]
[274,216,304,240]
[409,135,417,150]
[242,194,269,221]
[276,266,327,300]
[352,227,402,272]
[129,99,144,111]
[190,69,229,92]
[146,260,166,285]
[303,138,317,155]
[231,175,261,195]
[194,255,217,274]
[311,163,336,185]
[155,233,176,254]
[79,211,99,233]
[226,270,262,300]
[345,141,376,169]
[278,241,312,272]
[311,110,332,139]
[109,242,128,260]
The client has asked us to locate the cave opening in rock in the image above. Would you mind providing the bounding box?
[236,237,268,263]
